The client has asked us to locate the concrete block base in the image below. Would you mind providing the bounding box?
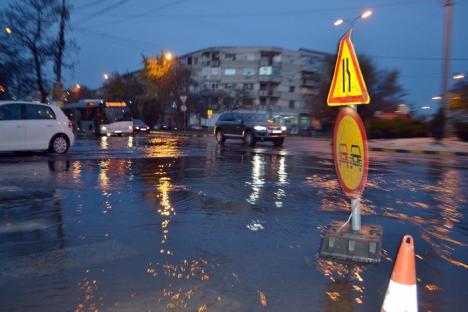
[319,221,383,263]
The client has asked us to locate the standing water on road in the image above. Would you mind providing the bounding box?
[0,136,467,311]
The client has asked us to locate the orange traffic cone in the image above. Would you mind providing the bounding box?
[381,235,417,312]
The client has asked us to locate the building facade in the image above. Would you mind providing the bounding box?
[178,46,330,133]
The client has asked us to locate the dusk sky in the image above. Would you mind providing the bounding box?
[4,0,468,114]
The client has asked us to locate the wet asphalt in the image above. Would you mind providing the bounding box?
[0,134,467,311]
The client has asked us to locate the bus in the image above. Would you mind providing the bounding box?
[63,99,133,136]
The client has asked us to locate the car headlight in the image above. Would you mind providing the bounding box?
[128,125,133,130]
[254,125,267,131]
[281,126,287,131]
[135,126,140,129]
[101,126,107,131]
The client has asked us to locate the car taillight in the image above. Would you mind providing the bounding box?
[68,121,73,129]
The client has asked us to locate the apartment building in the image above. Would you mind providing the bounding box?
[178,46,330,133]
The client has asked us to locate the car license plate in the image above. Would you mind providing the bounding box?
[272,130,282,134]
[114,130,122,133]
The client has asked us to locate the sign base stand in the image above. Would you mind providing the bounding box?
[320,221,382,263]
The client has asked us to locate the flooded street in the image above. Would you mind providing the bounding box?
[0,135,467,311]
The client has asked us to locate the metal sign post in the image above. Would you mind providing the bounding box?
[180,95,187,131]
[319,31,382,263]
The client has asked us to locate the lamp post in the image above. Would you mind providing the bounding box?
[4,27,12,34]
[334,9,372,32]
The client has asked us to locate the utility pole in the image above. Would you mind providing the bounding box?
[441,0,453,137]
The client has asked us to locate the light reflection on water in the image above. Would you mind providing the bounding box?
[0,137,466,311]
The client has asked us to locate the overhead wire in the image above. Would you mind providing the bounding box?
[73,0,131,25]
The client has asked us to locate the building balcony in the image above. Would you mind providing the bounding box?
[258,90,281,98]
[259,75,282,83]
[301,79,317,87]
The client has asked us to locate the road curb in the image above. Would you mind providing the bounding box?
[369,147,468,157]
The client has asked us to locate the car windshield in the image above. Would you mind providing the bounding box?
[242,113,268,122]
[133,119,145,126]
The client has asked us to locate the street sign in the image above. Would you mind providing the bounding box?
[207,109,213,118]
[180,95,187,104]
[333,107,368,198]
[327,30,370,106]
[181,104,187,112]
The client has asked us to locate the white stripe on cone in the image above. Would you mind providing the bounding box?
[381,280,417,312]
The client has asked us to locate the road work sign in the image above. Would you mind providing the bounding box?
[333,107,368,198]
[327,30,370,106]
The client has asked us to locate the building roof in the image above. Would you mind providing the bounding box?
[178,46,331,58]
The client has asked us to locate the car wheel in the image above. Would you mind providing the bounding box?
[49,134,69,154]
[273,138,284,147]
[244,131,256,147]
[216,130,225,144]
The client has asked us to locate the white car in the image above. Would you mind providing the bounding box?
[0,101,75,154]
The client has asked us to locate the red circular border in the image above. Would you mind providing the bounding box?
[332,107,369,199]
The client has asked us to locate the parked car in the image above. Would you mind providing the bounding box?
[133,119,150,133]
[0,101,75,154]
[214,112,286,147]
[153,122,171,131]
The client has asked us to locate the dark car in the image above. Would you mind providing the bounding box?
[153,122,171,131]
[214,112,286,147]
[133,119,150,133]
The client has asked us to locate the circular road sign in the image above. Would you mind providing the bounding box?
[181,104,187,112]
[333,107,368,198]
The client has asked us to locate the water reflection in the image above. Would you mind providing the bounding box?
[145,137,182,158]
[422,159,467,268]
[273,155,287,208]
[100,136,109,150]
[127,136,134,148]
[71,161,82,184]
[316,258,367,310]
[247,154,265,205]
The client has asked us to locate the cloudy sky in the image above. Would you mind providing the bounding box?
[4,0,468,114]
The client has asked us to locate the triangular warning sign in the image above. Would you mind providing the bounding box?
[327,30,370,106]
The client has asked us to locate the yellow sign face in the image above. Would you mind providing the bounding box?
[333,108,368,198]
[328,30,370,106]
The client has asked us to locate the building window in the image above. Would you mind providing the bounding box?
[187,57,192,65]
[224,68,236,76]
[211,67,219,75]
[259,66,272,76]
[243,83,254,90]
[289,86,295,93]
[211,83,218,90]
[225,83,236,90]
[246,53,256,61]
[194,57,198,64]
[289,100,295,109]
[225,53,236,61]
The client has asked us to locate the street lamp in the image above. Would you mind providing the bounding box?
[164,52,173,61]
[4,27,12,34]
[453,73,465,80]
[103,73,109,80]
[75,84,81,89]
[432,96,442,100]
[334,9,373,30]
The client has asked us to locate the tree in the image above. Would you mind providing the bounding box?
[0,0,75,103]
[65,84,95,103]
[102,73,145,101]
[140,53,194,126]
[219,86,254,111]
[315,55,406,129]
